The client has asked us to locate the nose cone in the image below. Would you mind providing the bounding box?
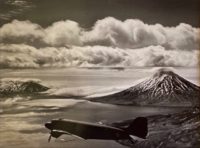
[45,122,53,130]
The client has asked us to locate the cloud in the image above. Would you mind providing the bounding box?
[0,20,44,45]
[0,17,199,50]
[0,20,82,47]
[44,20,82,46]
[0,17,199,68]
[0,0,34,21]
[0,44,198,68]
[83,17,200,50]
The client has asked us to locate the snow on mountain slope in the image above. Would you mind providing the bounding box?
[0,79,49,97]
[92,68,200,106]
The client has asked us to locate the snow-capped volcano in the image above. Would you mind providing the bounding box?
[92,69,200,106]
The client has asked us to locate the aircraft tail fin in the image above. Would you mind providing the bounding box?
[125,117,148,139]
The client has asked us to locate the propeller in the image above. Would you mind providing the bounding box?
[48,130,52,142]
[48,134,52,142]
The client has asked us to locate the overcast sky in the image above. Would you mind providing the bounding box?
[0,0,200,27]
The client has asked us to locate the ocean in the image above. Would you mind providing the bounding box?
[0,67,199,148]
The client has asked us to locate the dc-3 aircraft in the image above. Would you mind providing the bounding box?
[45,117,148,144]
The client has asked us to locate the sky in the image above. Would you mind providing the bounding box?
[0,0,200,27]
[0,0,199,68]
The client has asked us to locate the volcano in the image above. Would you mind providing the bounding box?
[0,79,49,97]
[91,69,200,106]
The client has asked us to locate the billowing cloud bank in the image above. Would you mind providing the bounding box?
[0,44,198,68]
[0,17,199,68]
[83,17,200,50]
[1,17,199,49]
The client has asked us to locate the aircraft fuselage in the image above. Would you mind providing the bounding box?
[45,119,130,140]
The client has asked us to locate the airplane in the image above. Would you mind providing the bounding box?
[45,117,148,144]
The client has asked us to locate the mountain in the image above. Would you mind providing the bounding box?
[110,107,200,147]
[0,79,49,97]
[91,69,200,106]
